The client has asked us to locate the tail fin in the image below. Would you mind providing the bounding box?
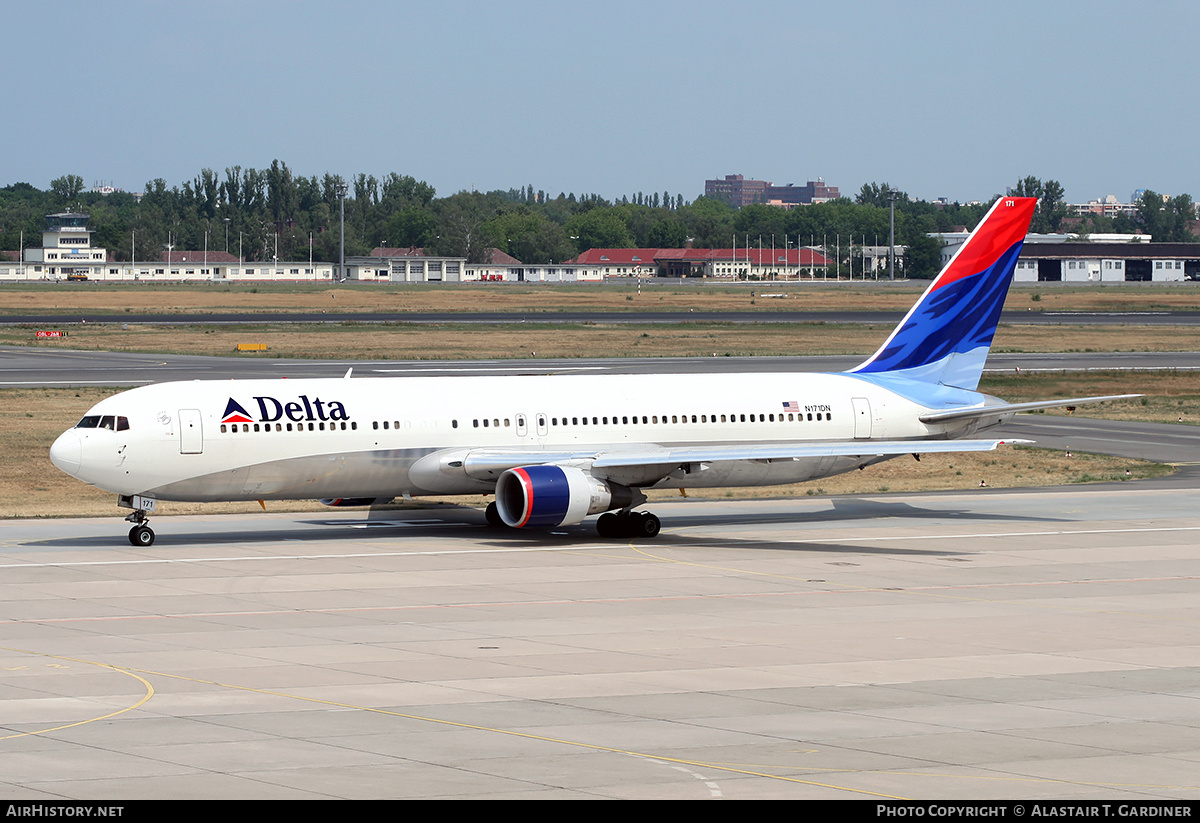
[851,196,1036,390]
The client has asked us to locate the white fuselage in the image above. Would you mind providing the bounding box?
[50,371,984,503]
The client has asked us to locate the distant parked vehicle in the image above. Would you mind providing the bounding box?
[66,272,89,281]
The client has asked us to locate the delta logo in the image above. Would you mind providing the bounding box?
[222,395,350,424]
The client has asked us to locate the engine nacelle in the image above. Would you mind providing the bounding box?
[495,465,633,528]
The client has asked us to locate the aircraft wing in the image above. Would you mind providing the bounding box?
[919,394,1141,425]
[461,438,1033,478]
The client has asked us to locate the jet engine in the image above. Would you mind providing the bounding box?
[494,465,636,528]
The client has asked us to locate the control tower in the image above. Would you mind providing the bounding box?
[23,212,108,278]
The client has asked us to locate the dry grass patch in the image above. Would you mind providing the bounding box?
[8,319,1200,361]
[979,370,1200,425]
[4,280,1200,316]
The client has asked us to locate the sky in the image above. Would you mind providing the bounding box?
[3,0,1195,206]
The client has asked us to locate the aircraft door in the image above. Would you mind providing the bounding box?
[179,408,204,454]
[852,397,872,439]
[516,414,528,437]
[535,413,548,437]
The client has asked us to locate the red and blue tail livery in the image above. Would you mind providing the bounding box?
[852,197,1037,390]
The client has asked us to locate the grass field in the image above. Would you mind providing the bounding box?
[3,278,1200,316]
[8,320,1200,361]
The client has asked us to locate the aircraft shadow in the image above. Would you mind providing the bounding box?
[26,496,1066,554]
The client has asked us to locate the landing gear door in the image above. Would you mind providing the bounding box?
[179,408,203,454]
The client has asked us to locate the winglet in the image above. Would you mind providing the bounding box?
[851,196,1037,390]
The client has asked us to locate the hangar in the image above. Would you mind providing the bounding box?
[1012,243,1200,282]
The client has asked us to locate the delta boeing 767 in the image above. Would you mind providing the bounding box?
[50,196,1133,546]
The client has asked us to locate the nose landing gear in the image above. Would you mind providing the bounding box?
[119,495,157,546]
[124,509,155,546]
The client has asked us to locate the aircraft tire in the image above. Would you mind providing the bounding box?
[485,501,504,528]
[636,512,661,538]
[597,512,619,538]
[129,525,155,547]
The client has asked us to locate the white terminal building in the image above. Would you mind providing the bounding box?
[0,213,600,283]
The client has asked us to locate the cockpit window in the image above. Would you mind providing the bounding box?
[75,415,130,430]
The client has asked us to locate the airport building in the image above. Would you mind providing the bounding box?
[1013,243,1200,282]
[17,212,107,277]
[568,246,832,279]
[0,212,339,281]
[344,247,603,283]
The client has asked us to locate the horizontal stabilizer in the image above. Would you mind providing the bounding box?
[919,394,1141,425]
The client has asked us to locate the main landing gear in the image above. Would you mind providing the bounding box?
[124,509,155,546]
[482,502,662,539]
[597,510,661,539]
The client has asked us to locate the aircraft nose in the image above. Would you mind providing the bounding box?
[50,430,82,476]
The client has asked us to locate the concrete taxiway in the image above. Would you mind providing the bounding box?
[5,345,1200,386]
[3,483,1200,799]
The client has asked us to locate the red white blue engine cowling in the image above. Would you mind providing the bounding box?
[495,465,619,528]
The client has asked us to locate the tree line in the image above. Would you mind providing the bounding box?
[1,166,1192,280]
